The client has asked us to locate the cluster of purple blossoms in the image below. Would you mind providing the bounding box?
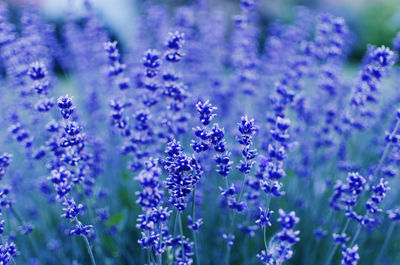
[0,153,11,179]
[44,95,94,238]
[106,41,131,137]
[329,172,366,224]
[162,140,202,212]
[2,1,400,264]
[220,116,257,214]
[312,13,347,61]
[0,234,17,265]
[0,155,18,265]
[161,31,189,139]
[341,245,360,265]
[365,178,390,215]
[257,209,300,264]
[104,41,130,91]
[231,0,259,95]
[27,61,54,112]
[142,49,162,106]
[345,46,396,131]
[387,208,400,222]
[8,122,34,153]
[192,100,232,177]
[136,159,171,255]
[259,117,291,199]
[237,116,258,175]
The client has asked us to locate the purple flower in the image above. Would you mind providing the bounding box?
[277,209,300,230]
[256,207,273,227]
[341,245,359,265]
[387,208,400,222]
[0,153,12,179]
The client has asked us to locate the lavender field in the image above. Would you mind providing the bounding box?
[0,0,400,264]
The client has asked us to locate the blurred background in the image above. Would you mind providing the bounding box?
[4,0,400,63]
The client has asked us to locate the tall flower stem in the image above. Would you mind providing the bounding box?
[374,222,396,265]
[225,244,231,265]
[158,224,163,265]
[372,119,400,181]
[191,187,200,265]
[83,234,97,265]
[263,195,272,251]
[350,225,362,246]
[178,213,185,262]
[74,218,96,265]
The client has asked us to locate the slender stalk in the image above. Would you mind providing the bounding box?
[263,195,272,251]
[83,234,97,265]
[74,218,96,265]
[371,119,400,182]
[158,252,162,265]
[172,211,179,262]
[374,222,396,265]
[158,224,163,265]
[178,213,185,261]
[191,187,200,265]
[324,219,350,265]
[237,174,248,204]
[350,225,362,246]
[225,245,231,265]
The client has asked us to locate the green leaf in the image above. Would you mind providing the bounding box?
[107,212,124,227]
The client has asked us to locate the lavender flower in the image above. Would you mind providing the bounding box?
[0,153,12,179]
[341,245,359,265]
[163,140,202,212]
[387,208,400,222]
[346,46,396,131]
[258,209,300,264]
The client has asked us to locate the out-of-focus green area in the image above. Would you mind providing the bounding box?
[5,0,400,62]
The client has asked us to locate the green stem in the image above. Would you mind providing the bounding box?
[191,187,200,265]
[374,222,396,265]
[225,245,231,265]
[372,119,400,181]
[172,211,179,262]
[74,218,96,265]
[263,195,272,251]
[83,234,97,265]
[237,174,248,204]
[158,224,163,265]
[350,225,362,246]
[178,213,185,261]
